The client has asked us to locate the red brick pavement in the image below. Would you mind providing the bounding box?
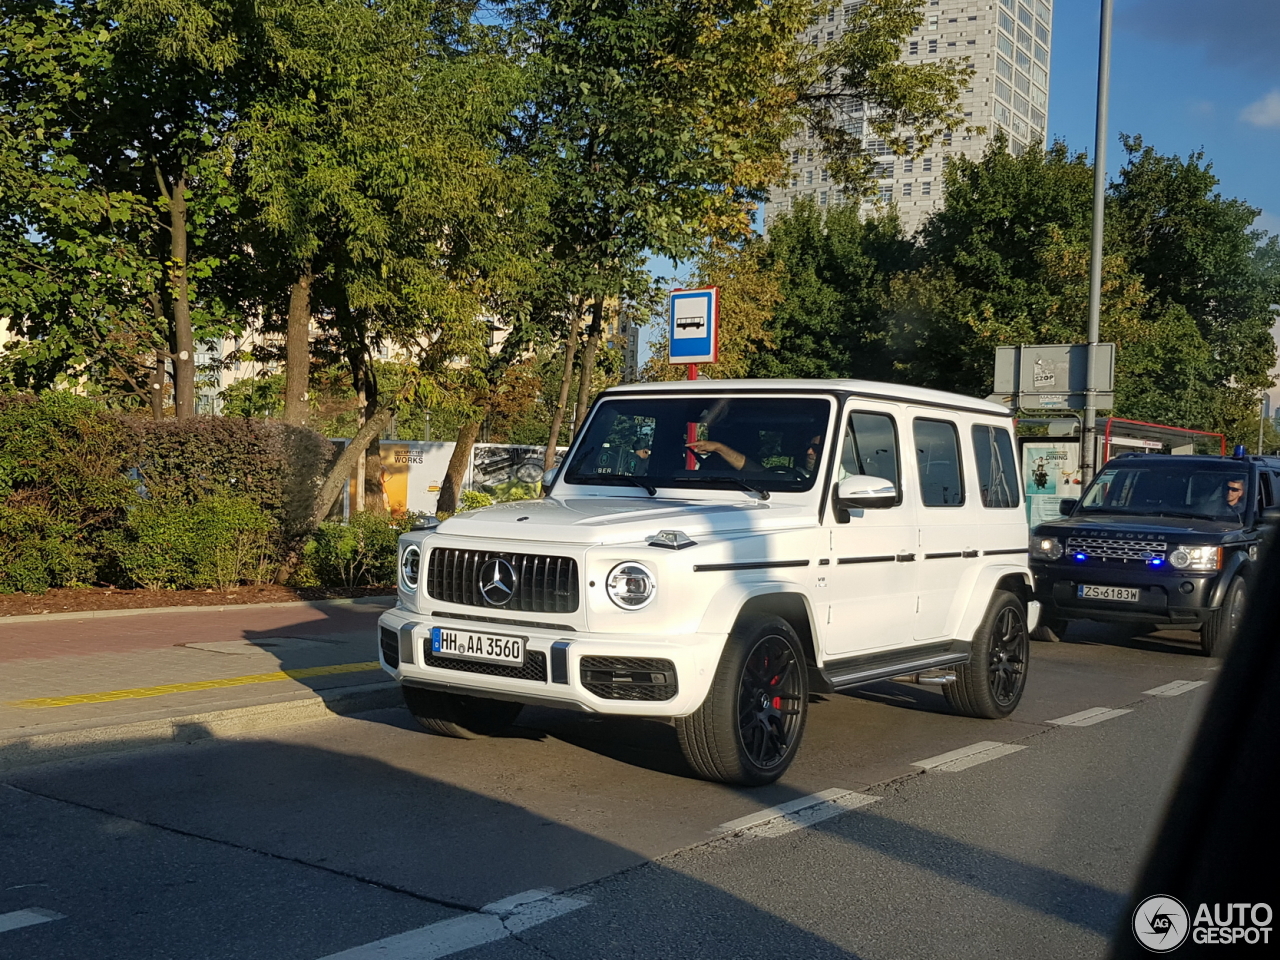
[0,602,389,664]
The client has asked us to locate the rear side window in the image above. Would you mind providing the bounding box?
[840,411,901,502]
[914,418,964,506]
[971,424,1020,508]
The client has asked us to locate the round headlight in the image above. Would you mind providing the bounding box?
[1167,548,1190,570]
[1031,536,1063,561]
[400,544,421,589]
[606,561,655,610]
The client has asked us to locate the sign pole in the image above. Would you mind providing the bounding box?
[1082,0,1114,487]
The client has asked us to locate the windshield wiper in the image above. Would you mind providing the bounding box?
[616,475,657,497]
[713,476,771,500]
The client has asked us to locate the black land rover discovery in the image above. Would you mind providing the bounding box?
[1030,452,1280,656]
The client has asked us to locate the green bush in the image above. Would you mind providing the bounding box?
[458,490,495,511]
[298,511,418,589]
[130,417,334,541]
[0,390,141,591]
[107,494,278,590]
[0,502,97,594]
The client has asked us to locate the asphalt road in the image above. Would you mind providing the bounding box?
[0,623,1216,960]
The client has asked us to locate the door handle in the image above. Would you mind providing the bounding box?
[895,553,916,562]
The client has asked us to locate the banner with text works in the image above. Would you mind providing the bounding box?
[668,287,719,365]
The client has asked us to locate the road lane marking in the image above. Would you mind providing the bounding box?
[1144,680,1208,697]
[912,741,1026,772]
[713,788,880,839]
[1047,707,1133,727]
[0,908,65,934]
[316,889,588,960]
[9,662,380,708]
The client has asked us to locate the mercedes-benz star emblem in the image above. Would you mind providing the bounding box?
[478,558,517,606]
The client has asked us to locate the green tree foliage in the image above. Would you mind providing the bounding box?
[882,137,1279,439]
[744,197,912,380]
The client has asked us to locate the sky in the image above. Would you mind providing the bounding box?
[1049,0,1280,235]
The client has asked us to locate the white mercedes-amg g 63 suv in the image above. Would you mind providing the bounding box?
[379,379,1036,785]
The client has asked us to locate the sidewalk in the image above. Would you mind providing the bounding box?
[0,596,401,771]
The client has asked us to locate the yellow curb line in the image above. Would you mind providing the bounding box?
[8,661,382,708]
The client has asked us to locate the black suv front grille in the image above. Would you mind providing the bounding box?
[1065,536,1169,562]
[421,647,548,682]
[426,548,579,613]
[581,656,678,701]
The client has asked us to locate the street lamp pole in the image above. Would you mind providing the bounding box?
[1082,0,1114,486]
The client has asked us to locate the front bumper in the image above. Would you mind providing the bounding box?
[376,605,727,717]
[1031,561,1219,624]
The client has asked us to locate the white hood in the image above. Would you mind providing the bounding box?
[436,496,812,546]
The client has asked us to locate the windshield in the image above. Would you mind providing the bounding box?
[1078,460,1250,521]
[563,395,834,494]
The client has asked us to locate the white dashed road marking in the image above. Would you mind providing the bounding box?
[714,788,880,839]
[0,908,65,934]
[1048,707,1133,727]
[1144,680,1208,697]
[316,889,588,960]
[912,741,1027,772]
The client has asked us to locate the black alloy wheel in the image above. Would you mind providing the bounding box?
[736,632,806,771]
[676,614,810,786]
[946,590,1029,719]
[987,604,1029,708]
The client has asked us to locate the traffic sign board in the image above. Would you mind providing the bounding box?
[668,288,719,365]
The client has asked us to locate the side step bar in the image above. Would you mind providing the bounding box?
[817,641,971,692]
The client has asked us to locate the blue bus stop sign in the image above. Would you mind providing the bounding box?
[668,288,719,365]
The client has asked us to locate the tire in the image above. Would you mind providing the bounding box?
[1031,616,1068,643]
[675,615,809,786]
[402,686,523,739]
[1200,577,1245,658]
[945,590,1029,719]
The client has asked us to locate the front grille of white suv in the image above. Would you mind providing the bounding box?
[425,548,580,613]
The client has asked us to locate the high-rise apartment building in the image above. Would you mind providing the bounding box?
[766,0,1052,235]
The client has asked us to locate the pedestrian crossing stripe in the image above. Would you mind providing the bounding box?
[8,661,381,708]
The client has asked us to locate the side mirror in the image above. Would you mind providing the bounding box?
[542,467,559,488]
[835,475,896,509]
[409,515,440,533]
[1058,498,1079,516]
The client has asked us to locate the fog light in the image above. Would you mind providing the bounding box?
[1180,581,1195,595]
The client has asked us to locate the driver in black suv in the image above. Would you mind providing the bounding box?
[1029,452,1280,656]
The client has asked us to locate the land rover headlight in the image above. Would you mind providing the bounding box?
[1168,545,1221,571]
[400,544,421,590]
[606,561,655,610]
[1030,536,1063,561]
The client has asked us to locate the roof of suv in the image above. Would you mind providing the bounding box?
[1104,453,1280,469]
[604,378,1012,417]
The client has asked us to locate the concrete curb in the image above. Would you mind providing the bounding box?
[0,595,397,626]
[0,680,402,773]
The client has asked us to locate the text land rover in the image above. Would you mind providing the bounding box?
[380,379,1038,785]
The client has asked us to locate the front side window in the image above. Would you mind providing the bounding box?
[564,396,833,494]
[915,419,964,506]
[1080,462,1251,522]
[972,425,1020,508]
